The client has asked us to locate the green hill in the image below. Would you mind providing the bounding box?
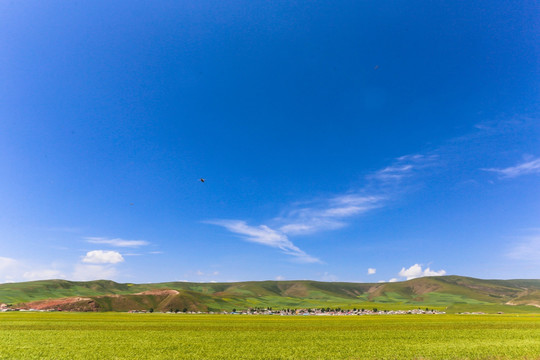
[1,276,539,313]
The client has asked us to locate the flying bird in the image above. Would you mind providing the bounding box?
[374,65,379,70]
[200,178,205,183]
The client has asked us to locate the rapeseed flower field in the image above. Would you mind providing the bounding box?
[1,313,539,359]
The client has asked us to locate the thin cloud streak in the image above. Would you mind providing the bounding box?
[85,237,149,248]
[368,154,439,183]
[507,233,540,262]
[207,220,321,263]
[482,158,540,178]
[208,152,440,262]
[278,194,384,236]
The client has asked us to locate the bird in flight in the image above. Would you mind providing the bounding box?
[200,178,205,183]
[374,65,379,70]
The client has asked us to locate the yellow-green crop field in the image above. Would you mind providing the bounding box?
[1,313,539,359]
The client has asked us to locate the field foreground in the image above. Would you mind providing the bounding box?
[1,313,539,359]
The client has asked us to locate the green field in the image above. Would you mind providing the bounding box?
[1,313,539,359]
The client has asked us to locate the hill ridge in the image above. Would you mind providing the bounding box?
[1,276,540,313]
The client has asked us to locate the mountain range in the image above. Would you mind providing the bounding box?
[1,276,540,313]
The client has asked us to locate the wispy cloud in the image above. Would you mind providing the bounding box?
[368,154,439,183]
[193,270,220,276]
[507,233,540,262]
[367,268,376,275]
[0,256,18,271]
[0,257,19,283]
[278,194,383,236]
[0,257,67,283]
[207,194,383,262]
[321,272,338,281]
[207,220,321,263]
[85,237,149,248]
[208,152,439,263]
[482,157,540,178]
[23,269,65,281]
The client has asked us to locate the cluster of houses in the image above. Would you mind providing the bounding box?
[227,308,446,316]
[1,304,58,312]
[2,302,446,315]
[130,308,446,315]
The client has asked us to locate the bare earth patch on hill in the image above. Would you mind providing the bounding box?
[20,297,98,311]
[135,289,179,296]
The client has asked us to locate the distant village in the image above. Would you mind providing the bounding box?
[2,303,448,315]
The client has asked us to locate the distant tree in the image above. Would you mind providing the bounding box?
[183,308,188,313]
[372,308,377,312]
[232,308,236,313]
[149,308,154,313]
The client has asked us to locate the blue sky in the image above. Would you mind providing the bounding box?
[0,0,539,283]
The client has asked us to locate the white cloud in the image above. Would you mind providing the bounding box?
[208,220,320,263]
[72,264,118,281]
[85,237,149,247]
[1,255,121,283]
[82,250,124,264]
[482,158,540,178]
[275,275,285,280]
[398,264,446,280]
[378,280,386,283]
[367,268,376,275]
[389,278,399,282]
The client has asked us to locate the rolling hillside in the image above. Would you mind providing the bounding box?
[1,276,540,313]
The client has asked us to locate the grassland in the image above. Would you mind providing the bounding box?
[1,313,539,359]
